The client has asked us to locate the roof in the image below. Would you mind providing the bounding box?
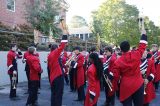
[68,26,92,34]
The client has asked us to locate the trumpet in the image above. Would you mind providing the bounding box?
[12,71,17,89]
[103,73,113,91]
[65,55,75,66]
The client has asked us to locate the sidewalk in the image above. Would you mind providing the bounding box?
[0,78,160,106]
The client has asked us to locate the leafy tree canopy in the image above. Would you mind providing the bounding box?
[69,16,88,28]
[25,0,63,37]
[91,0,160,46]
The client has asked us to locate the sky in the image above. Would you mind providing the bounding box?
[66,0,160,26]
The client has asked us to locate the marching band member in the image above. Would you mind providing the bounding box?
[73,46,85,101]
[112,47,121,58]
[151,44,160,91]
[23,48,30,94]
[48,31,68,105]
[112,27,147,106]
[47,44,52,83]
[23,44,39,94]
[86,47,97,69]
[85,47,97,87]
[113,48,122,99]
[68,51,77,92]
[26,46,42,106]
[62,51,69,85]
[34,49,41,90]
[141,50,156,106]
[103,46,117,106]
[84,53,103,106]
[7,43,22,100]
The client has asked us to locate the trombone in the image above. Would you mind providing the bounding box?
[103,73,113,92]
[65,55,75,66]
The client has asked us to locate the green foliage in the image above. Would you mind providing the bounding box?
[25,0,62,37]
[0,22,34,51]
[91,0,160,46]
[144,17,160,46]
[69,16,88,28]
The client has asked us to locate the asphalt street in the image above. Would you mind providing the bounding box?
[0,78,160,106]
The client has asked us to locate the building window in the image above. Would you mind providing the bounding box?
[85,34,89,40]
[41,36,49,44]
[7,0,15,12]
[80,34,83,40]
[76,34,79,38]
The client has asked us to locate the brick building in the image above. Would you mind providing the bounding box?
[0,0,69,44]
[0,0,68,28]
[0,0,30,28]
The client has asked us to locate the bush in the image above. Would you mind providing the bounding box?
[0,22,34,51]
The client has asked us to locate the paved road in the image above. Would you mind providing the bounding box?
[0,78,160,106]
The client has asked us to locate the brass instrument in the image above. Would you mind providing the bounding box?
[103,56,113,91]
[103,73,113,92]
[65,54,75,66]
[144,80,147,95]
[144,83,147,95]
[141,67,147,95]
[139,16,147,95]
[142,68,147,95]
[12,71,17,89]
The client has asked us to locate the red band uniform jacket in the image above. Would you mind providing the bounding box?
[7,50,22,74]
[151,51,160,82]
[62,51,68,75]
[73,53,85,89]
[140,58,156,104]
[85,64,100,106]
[112,34,147,102]
[48,36,67,85]
[26,54,41,81]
